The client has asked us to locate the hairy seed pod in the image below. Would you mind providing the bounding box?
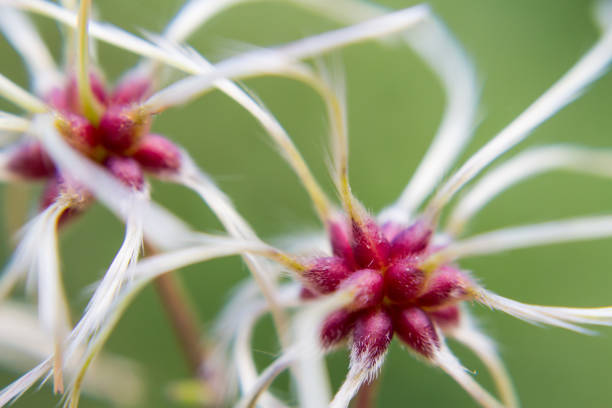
[389,220,432,259]
[352,308,393,366]
[320,308,357,348]
[341,269,384,311]
[56,113,99,157]
[429,305,461,330]
[6,141,55,179]
[104,156,144,190]
[132,134,182,173]
[304,256,353,294]
[351,217,390,269]
[328,218,356,269]
[393,307,439,358]
[385,259,425,303]
[98,105,151,154]
[417,266,472,307]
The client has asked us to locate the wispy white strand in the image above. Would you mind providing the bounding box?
[0,73,48,113]
[0,7,62,95]
[163,0,244,43]
[156,0,478,225]
[65,199,144,366]
[1,238,263,408]
[426,15,612,219]
[434,342,505,408]
[293,293,353,408]
[172,150,293,348]
[447,145,612,236]
[378,11,479,224]
[143,6,429,112]
[62,238,264,408]
[234,300,289,408]
[0,0,205,74]
[234,288,349,408]
[235,348,295,408]
[329,351,387,408]
[0,302,144,406]
[36,201,71,363]
[0,358,52,406]
[437,216,612,262]
[476,289,612,334]
[0,205,53,300]
[448,311,519,408]
[0,111,31,133]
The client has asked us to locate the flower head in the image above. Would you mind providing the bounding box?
[2,1,612,408]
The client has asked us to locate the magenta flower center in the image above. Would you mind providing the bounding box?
[302,216,472,361]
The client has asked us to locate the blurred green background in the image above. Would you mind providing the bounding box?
[2,0,612,406]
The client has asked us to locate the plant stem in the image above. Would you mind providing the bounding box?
[353,377,380,408]
[145,242,204,376]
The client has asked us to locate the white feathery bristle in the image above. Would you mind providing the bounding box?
[438,215,612,262]
[171,151,255,239]
[433,342,505,408]
[0,204,55,300]
[0,7,62,95]
[163,0,241,43]
[234,288,348,408]
[2,0,202,74]
[235,349,295,408]
[0,302,144,407]
[426,10,612,219]
[379,9,479,224]
[32,199,78,393]
[0,72,48,113]
[67,198,144,363]
[292,291,352,408]
[329,351,387,408]
[143,5,428,112]
[0,111,31,133]
[476,289,612,334]
[448,310,519,408]
[0,358,52,406]
[447,145,612,236]
[63,236,266,408]
[233,298,288,408]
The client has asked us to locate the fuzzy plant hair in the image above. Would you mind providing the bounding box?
[0,1,612,407]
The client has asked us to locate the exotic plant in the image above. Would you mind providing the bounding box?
[1,0,612,407]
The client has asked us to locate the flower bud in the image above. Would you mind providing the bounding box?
[381,221,404,241]
[352,308,393,366]
[98,105,151,154]
[132,134,182,173]
[111,76,152,105]
[340,269,384,311]
[393,307,439,358]
[55,113,99,157]
[417,266,472,307]
[351,217,390,269]
[320,308,357,348]
[6,141,55,179]
[429,305,461,330]
[327,218,356,269]
[385,259,425,303]
[104,156,144,190]
[389,220,432,259]
[304,256,352,294]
